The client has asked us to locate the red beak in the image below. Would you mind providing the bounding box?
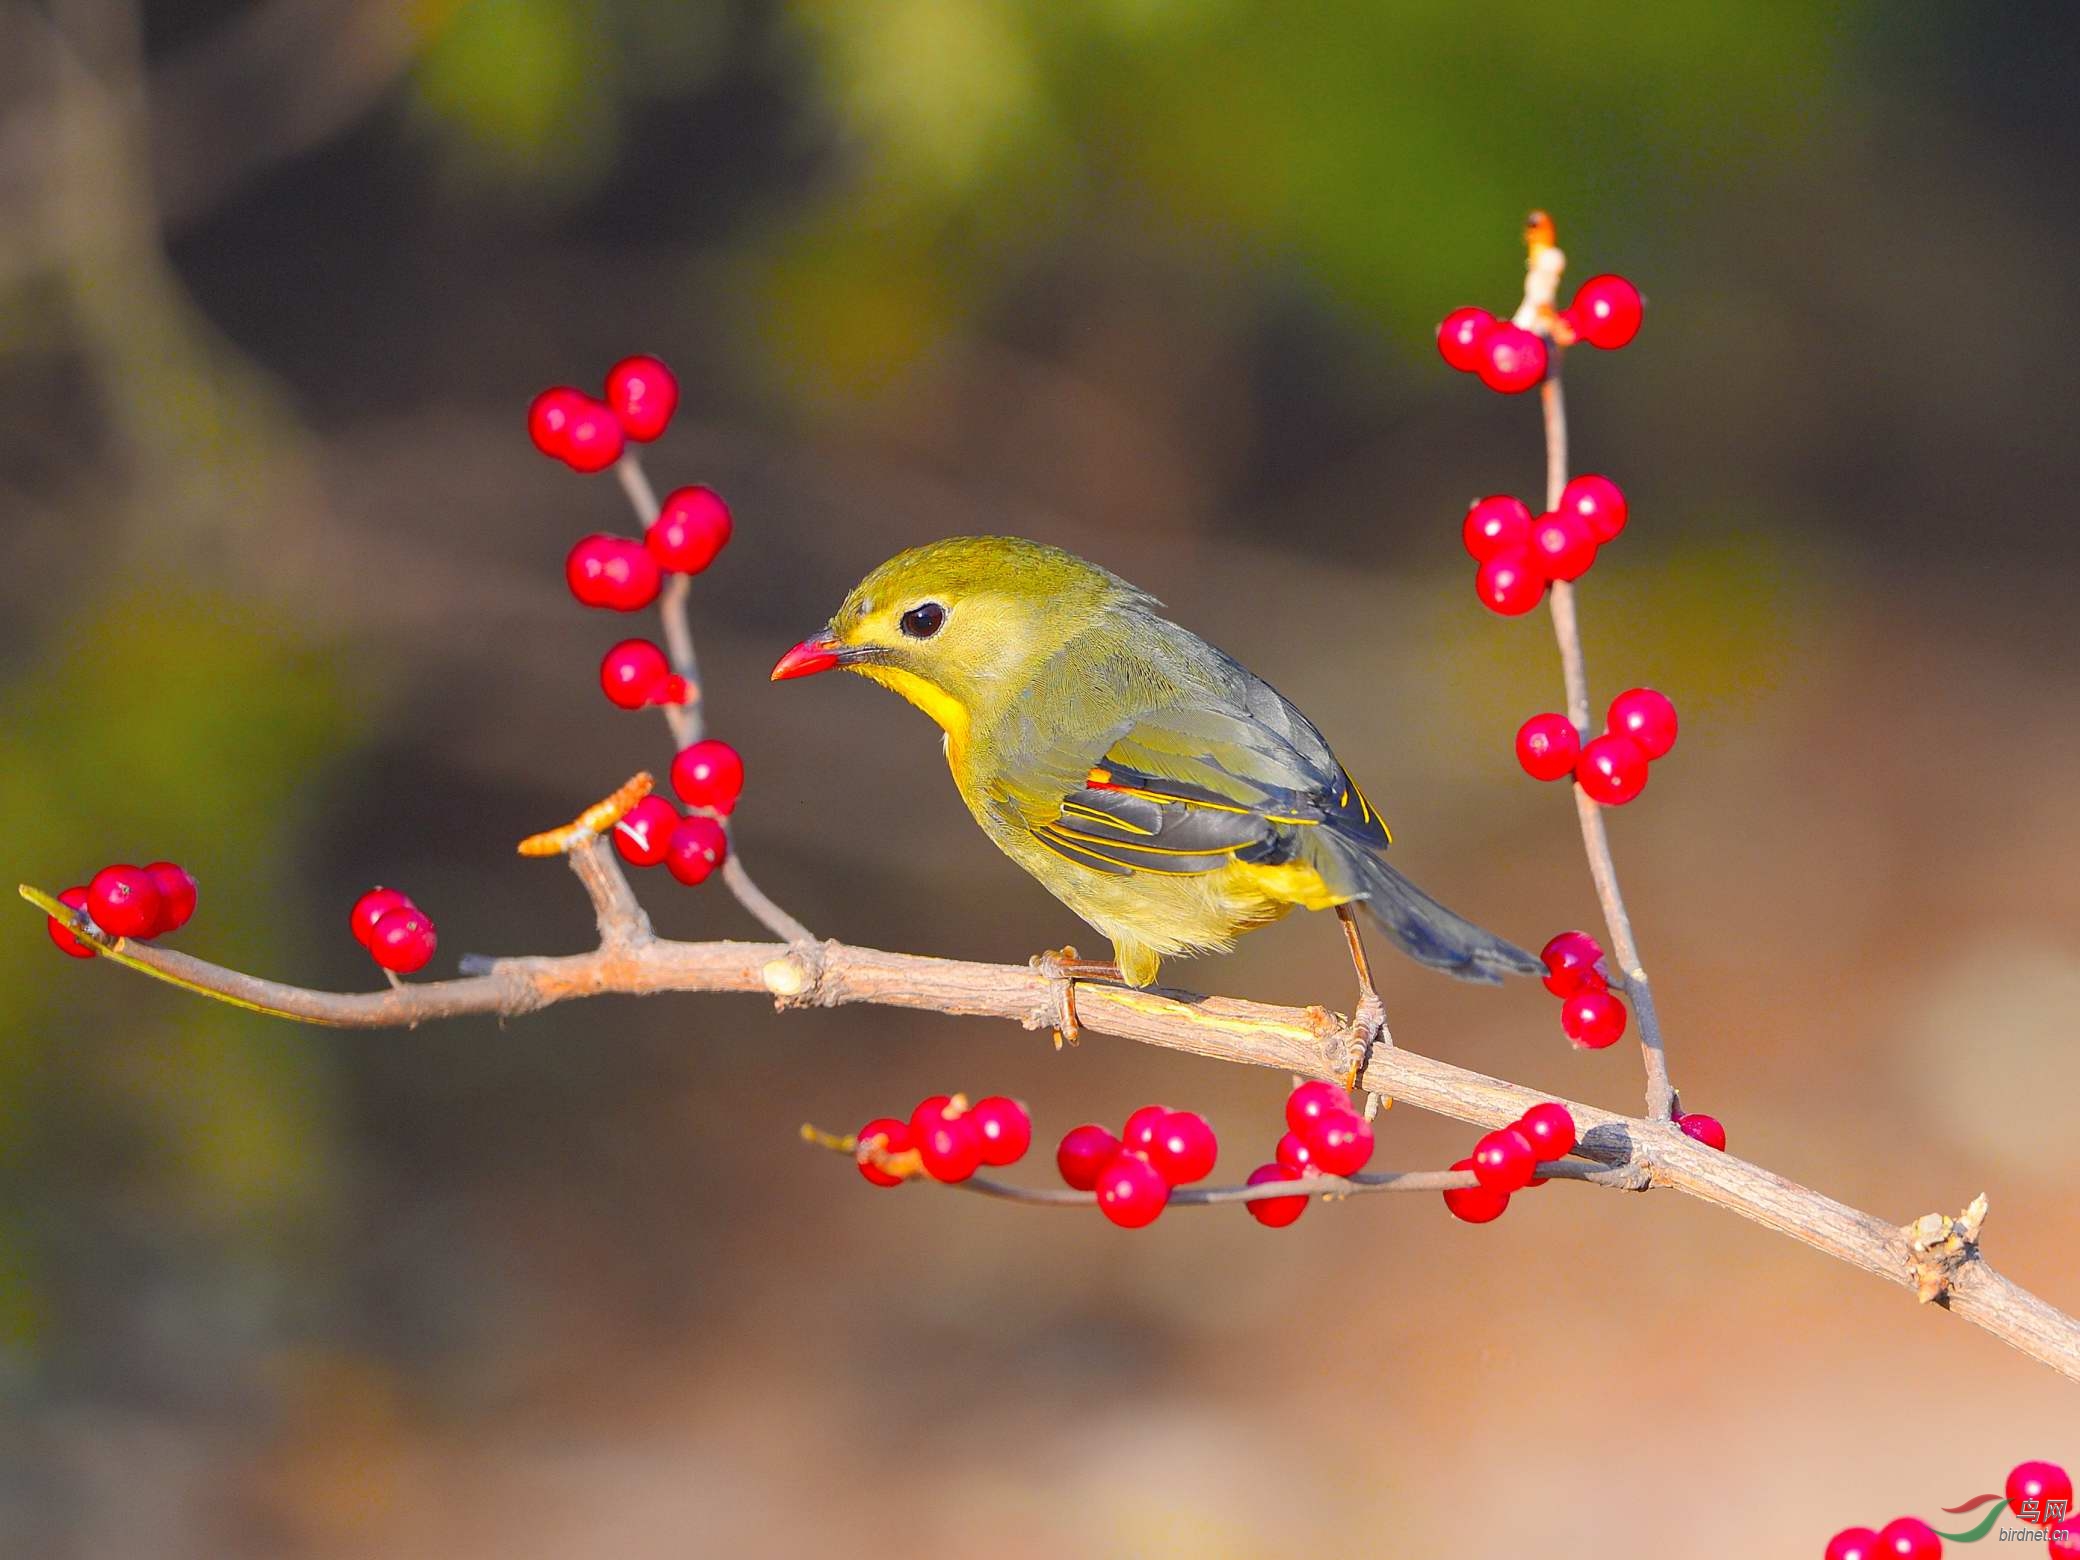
[770,631,846,681]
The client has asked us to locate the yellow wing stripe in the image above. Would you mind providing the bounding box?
[1058,799,1154,835]
[1043,822,1248,858]
[1031,826,1232,878]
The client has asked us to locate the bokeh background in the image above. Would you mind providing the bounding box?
[4,1,2078,1554]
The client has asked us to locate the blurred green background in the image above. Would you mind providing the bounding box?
[4,0,2078,1553]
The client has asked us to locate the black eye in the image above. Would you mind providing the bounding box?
[900,603,946,639]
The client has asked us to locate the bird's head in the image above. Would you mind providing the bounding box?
[771,536,1140,738]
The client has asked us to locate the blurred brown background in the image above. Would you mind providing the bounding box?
[3,0,2078,1554]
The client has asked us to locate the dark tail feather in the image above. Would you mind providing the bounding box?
[1348,854,1540,985]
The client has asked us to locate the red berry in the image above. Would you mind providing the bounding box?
[527,386,588,460]
[560,396,626,473]
[1528,509,1599,582]
[1463,494,1533,561]
[1275,1131,1315,1173]
[647,486,733,575]
[1285,1080,1347,1136]
[2009,1462,2073,1526]
[1244,1164,1308,1227]
[1575,733,1650,805]
[1306,1108,1375,1176]
[143,862,197,935]
[1825,1530,1882,1560]
[1562,988,1627,1049]
[670,740,745,815]
[916,1113,984,1182]
[1675,1112,1727,1151]
[2050,1511,2080,1560]
[1094,1151,1170,1228]
[600,639,671,709]
[1475,324,1548,393]
[908,1093,957,1141]
[1560,474,1628,542]
[969,1096,1033,1167]
[1516,713,1581,782]
[1608,688,1678,761]
[47,885,95,958]
[612,795,680,867]
[854,1117,912,1187]
[368,906,437,974]
[1475,548,1547,616]
[350,887,417,948]
[1874,1517,1940,1560]
[86,865,161,940]
[1121,1103,1171,1155]
[1148,1110,1218,1185]
[1442,1158,1510,1224]
[664,815,728,885]
[1472,1127,1538,1194]
[565,534,662,612]
[1516,1102,1579,1162]
[604,355,678,442]
[1569,275,1644,350]
[1436,307,1496,373]
[1056,1124,1120,1190]
[654,674,693,706]
[1539,930,1606,998]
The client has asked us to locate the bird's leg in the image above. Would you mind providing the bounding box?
[1029,946,1123,1046]
[1336,905,1393,1111]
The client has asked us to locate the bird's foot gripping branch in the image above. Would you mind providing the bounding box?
[20,217,2080,1410]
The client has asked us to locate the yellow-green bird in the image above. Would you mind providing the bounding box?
[772,537,1536,1022]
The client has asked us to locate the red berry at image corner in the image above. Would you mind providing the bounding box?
[1576,733,1650,805]
[1874,1517,1941,1560]
[1676,1112,1727,1151]
[1609,687,1679,761]
[671,740,745,815]
[916,1113,984,1182]
[1436,306,1496,373]
[1121,1103,1171,1154]
[1148,1110,1218,1186]
[1528,509,1599,582]
[1095,1151,1170,1228]
[1056,1124,1120,1190]
[1472,1127,1538,1194]
[350,887,416,948]
[143,862,197,935]
[1476,548,1547,616]
[604,355,679,442]
[648,486,734,575]
[47,885,96,959]
[1540,930,1605,998]
[1443,1159,1510,1224]
[1825,1529,1883,1560]
[854,1116,912,1188]
[368,907,437,974]
[1285,1080,1346,1136]
[1562,988,1628,1049]
[1307,1109,1375,1176]
[2007,1462,2073,1525]
[969,1096,1033,1167]
[2050,1512,2080,1560]
[1569,274,1644,351]
[612,795,681,868]
[1516,712,1581,782]
[1275,1131,1315,1173]
[1476,323,1548,393]
[600,639,671,709]
[527,386,589,460]
[1462,494,1533,561]
[1516,1102,1579,1161]
[1560,473,1628,542]
[86,865,161,939]
[566,534,662,612]
[664,815,728,885]
[1245,1164,1309,1227]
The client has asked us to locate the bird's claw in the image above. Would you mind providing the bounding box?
[1032,946,1085,1045]
[1343,988,1391,1091]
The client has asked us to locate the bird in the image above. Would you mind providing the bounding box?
[771,536,1537,1040]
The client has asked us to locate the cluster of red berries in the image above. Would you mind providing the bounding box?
[528,354,679,474]
[348,887,438,974]
[1056,1104,1223,1229]
[1463,475,1629,617]
[566,485,733,624]
[46,861,197,957]
[1443,1101,1578,1224]
[1231,1081,1379,1229]
[1516,686,1677,806]
[1436,274,1644,394]
[855,1094,1033,1186]
[1539,930,1627,1049]
[607,741,743,886]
